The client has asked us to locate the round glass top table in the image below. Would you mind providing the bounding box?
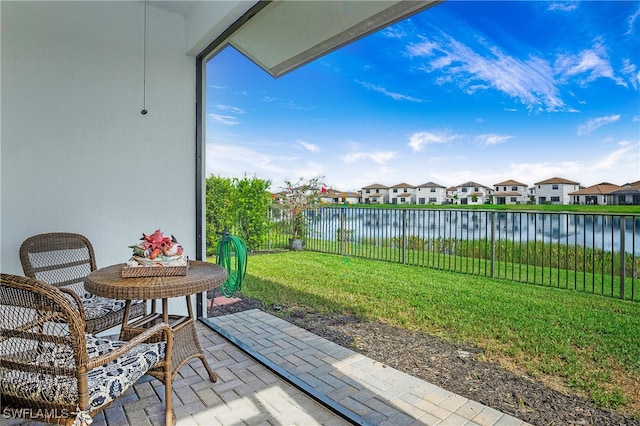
[86,260,227,382]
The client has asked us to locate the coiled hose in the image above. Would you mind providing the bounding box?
[215,231,248,297]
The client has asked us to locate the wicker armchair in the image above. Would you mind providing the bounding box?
[20,232,146,334]
[0,273,174,425]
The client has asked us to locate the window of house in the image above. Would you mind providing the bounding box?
[430,188,435,192]
[462,188,468,192]
[419,198,425,204]
[366,189,370,194]
[551,196,560,202]
[393,188,398,193]
[474,187,479,192]
[400,197,405,203]
[511,186,517,191]
[510,197,517,202]
[429,197,437,203]
[552,184,559,190]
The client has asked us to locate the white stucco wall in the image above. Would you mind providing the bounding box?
[1,2,196,279]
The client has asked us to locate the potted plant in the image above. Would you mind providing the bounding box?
[278,176,325,251]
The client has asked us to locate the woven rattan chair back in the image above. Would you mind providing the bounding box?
[0,273,174,425]
[20,232,146,334]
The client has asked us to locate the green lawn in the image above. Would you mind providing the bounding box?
[236,251,640,413]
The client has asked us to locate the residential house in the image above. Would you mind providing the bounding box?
[452,181,492,205]
[321,189,361,204]
[610,180,640,205]
[338,191,362,204]
[446,186,457,204]
[533,177,580,205]
[388,183,415,205]
[493,180,529,205]
[569,182,623,205]
[361,183,389,204]
[415,182,447,204]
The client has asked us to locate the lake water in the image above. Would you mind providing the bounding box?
[309,208,640,255]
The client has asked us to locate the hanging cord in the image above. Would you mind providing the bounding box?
[215,229,248,297]
[141,0,148,115]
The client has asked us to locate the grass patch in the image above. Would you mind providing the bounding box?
[237,251,640,413]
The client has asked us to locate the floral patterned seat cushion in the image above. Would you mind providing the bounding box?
[0,334,165,410]
[79,294,127,320]
[60,284,134,320]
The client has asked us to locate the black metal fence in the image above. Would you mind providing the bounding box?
[260,207,640,302]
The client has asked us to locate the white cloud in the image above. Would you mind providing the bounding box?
[356,80,423,102]
[548,2,578,12]
[407,33,565,111]
[408,131,459,152]
[208,113,240,126]
[216,104,245,114]
[577,114,621,136]
[554,38,625,87]
[626,6,640,35]
[297,140,319,153]
[476,134,512,146]
[620,59,640,90]
[206,143,329,190]
[342,151,397,164]
[592,142,639,171]
[382,26,406,39]
[206,144,287,176]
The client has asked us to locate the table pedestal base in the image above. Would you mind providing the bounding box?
[122,312,217,383]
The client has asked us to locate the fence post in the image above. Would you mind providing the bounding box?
[402,209,407,265]
[340,207,346,256]
[490,211,495,278]
[620,217,626,300]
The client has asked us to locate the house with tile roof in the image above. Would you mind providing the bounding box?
[360,183,389,204]
[452,181,493,205]
[569,182,623,205]
[446,186,457,204]
[610,180,640,205]
[415,182,447,205]
[533,177,580,205]
[321,189,361,204]
[493,179,529,205]
[389,182,415,205]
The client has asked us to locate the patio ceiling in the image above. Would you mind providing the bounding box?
[153,0,440,76]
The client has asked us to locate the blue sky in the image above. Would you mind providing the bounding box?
[206,1,640,193]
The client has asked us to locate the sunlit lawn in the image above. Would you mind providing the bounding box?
[234,251,640,413]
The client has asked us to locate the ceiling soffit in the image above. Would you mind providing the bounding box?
[226,0,441,78]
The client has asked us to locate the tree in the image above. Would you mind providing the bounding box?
[205,175,272,255]
[205,176,234,256]
[232,175,272,251]
[277,176,325,240]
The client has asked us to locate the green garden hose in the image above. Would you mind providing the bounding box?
[215,231,248,297]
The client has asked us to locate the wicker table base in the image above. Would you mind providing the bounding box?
[122,309,217,382]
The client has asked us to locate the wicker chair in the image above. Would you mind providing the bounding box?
[0,273,174,425]
[20,232,146,334]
